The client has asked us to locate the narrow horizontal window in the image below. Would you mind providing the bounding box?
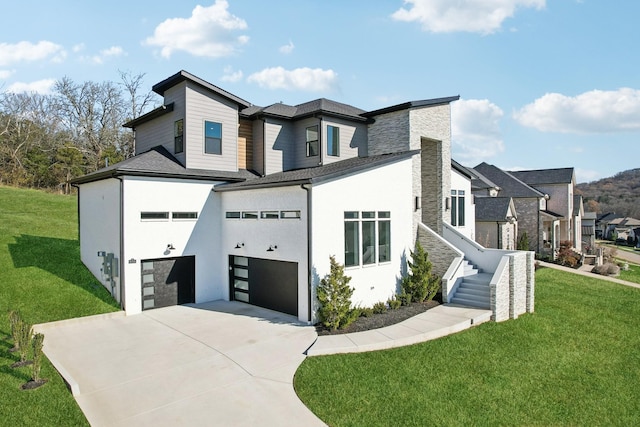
[172,212,197,220]
[378,211,391,218]
[344,211,359,219]
[261,211,279,219]
[242,211,259,219]
[362,211,375,219]
[280,210,301,219]
[141,212,169,221]
[225,211,241,219]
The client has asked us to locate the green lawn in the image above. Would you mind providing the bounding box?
[0,185,120,426]
[618,262,640,284]
[295,268,640,426]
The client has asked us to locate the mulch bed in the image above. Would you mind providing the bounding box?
[21,379,47,390]
[316,300,439,336]
[10,360,33,368]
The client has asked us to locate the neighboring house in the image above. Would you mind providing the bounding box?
[73,70,533,323]
[596,212,622,239]
[605,217,640,243]
[474,197,518,250]
[581,211,596,252]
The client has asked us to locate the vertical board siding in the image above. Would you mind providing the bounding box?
[184,82,238,172]
[238,119,253,170]
[252,119,264,175]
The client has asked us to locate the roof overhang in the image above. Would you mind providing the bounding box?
[123,103,174,128]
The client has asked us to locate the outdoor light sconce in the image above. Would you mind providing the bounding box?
[97,251,106,257]
[445,197,451,211]
[266,245,278,252]
[235,242,244,249]
[167,244,175,250]
[414,196,421,211]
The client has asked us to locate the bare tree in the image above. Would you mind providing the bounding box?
[118,70,159,158]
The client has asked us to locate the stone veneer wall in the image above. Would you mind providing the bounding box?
[526,251,535,313]
[417,224,461,278]
[491,257,511,322]
[513,198,541,252]
[509,252,527,318]
[490,251,535,322]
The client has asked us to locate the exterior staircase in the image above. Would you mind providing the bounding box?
[450,259,491,309]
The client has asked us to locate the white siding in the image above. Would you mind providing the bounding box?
[450,168,475,240]
[321,118,367,165]
[184,82,239,171]
[220,187,309,321]
[264,118,294,174]
[121,177,222,314]
[78,179,122,302]
[311,158,414,312]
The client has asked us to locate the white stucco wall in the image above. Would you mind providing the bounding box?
[120,177,221,314]
[219,186,309,322]
[78,178,122,302]
[311,158,414,311]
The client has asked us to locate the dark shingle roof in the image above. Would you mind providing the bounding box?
[123,103,174,128]
[152,70,251,108]
[363,96,460,117]
[510,167,574,185]
[71,146,258,185]
[474,197,515,222]
[215,151,419,192]
[241,98,367,121]
[451,159,473,179]
[473,163,544,198]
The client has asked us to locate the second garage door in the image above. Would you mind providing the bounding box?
[229,256,298,316]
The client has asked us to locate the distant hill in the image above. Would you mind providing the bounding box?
[576,168,640,217]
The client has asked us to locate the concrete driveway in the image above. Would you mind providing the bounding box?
[35,301,323,426]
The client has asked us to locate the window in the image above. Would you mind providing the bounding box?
[172,212,197,220]
[174,119,184,153]
[280,210,301,219]
[242,211,258,219]
[327,125,339,157]
[451,190,465,226]
[260,211,279,219]
[344,211,391,267]
[141,212,169,221]
[225,211,241,219]
[204,120,222,155]
[306,125,318,157]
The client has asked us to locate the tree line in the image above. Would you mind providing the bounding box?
[577,168,640,218]
[0,72,158,193]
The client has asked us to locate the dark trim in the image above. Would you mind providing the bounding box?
[71,169,248,185]
[363,96,460,117]
[302,184,312,323]
[118,177,125,310]
[123,103,174,128]
[152,70,251,108]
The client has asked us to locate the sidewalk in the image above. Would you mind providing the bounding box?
[307,304,492,356]
[539,261,640,290]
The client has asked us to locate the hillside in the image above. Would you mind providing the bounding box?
[576,168,640,217]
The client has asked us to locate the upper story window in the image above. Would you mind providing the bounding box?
[451,190,465,227]
[306,125,318,157]
[204,120,222,155]
[327,125,339,157]
[174,119,184,153]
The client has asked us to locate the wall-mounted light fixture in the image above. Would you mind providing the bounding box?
[167,244,175,250]
[266,245,278,252]
[97,251,106,257]
[414,196,421,211]
[235,242,244,249]
[445,197,451,211]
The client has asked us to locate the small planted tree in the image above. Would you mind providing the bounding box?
[13,318,33,367]
[31,333,45,383]
[317,256,357,331]
[8,310,21,352]
[517,232,529,251]
[401,241,440,302]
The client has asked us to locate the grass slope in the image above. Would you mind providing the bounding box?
[0,185,120,426]
[295,268,640,426]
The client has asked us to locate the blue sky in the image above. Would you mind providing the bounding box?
[2,0,639,183]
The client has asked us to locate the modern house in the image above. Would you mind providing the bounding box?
[72,70,534,324]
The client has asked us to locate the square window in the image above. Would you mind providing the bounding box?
[327,125,339,157]
[204,120,222,155]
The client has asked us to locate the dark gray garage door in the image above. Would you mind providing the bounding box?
[141,256,195,310]
[229,256,298,316]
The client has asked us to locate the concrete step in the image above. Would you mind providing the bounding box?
[456,286,489,298]
[462,273,492,285]
[450,296,491,310]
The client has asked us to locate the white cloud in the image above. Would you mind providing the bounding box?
[72,43,85,53]
[513,88,640,133]
[0,40,66,66]
[0,69,15,79]
[84,46,126,64]
[391,0,545,34]
[451,99,505,162]
[7,79,56,94]
[279,40,294,54]
[247,67,339,92]
[221,66,243,82]
[144,0,249,59]
[575,168,602,183]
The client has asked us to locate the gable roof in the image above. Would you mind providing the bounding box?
[474,197,516,222]
[451,159,473,179]
[241,98,368,122]
[214,150,419,192]
[71,146,257,185]
[473,163,545,198]
[510,167,574,185]
[152,70,252,108]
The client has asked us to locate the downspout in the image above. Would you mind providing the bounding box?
[71,183,80,244]
[115,176,125,311]
[497,221,501,249]
[301,183,312,323]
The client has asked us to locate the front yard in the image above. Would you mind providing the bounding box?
[295,267,640,426]
[0,186,119,426]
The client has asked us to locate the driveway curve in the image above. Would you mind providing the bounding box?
[35,301,324,426]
